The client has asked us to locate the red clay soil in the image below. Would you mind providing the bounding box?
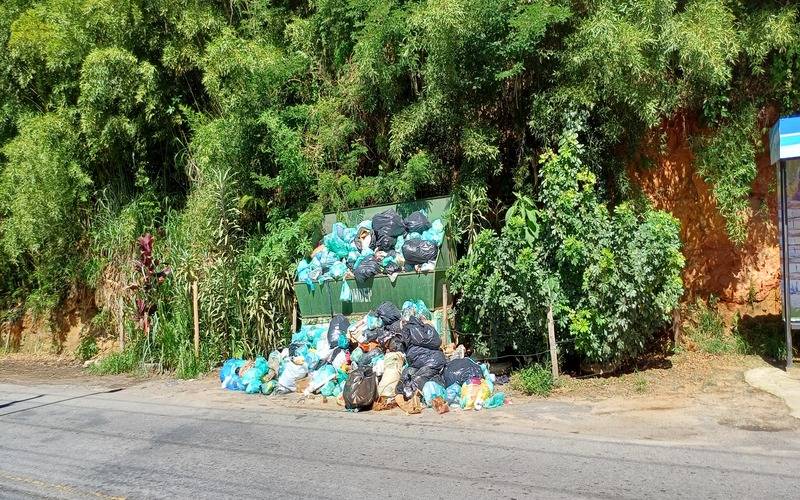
[629,114,781,320]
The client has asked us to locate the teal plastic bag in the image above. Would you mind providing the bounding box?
[320,379,337,396]
[422,381,446,407]
[422,219,445,246]
[324,222,353,258]
[331,261,347,279]
[445,383,461,404]
[402,299,432,320]
[241,356,268,394]
[365,313,382,330]
[338,334,349,348]
[340,280,352,302]
[261,379,277,395]
[485,392,505,409]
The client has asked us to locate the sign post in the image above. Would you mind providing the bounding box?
[770,116,800,369]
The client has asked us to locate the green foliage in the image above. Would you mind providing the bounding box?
[451,132,684,364]
[75,334,99,361]
[89,344,141,375]
[694,105,760,245]
[684,297,745,354]
[511,364,554,397]
[0,0,798,374]
[684,298,789,360]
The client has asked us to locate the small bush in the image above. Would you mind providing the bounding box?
[683,297,750,355]
[89,348,140,375]
[511,364,554,397]
[75,335,99,361]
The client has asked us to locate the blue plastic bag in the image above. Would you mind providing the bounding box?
[365,313,383,330]
[324,223,354,258]
[220,358,245,382]
[422,381,447,407]
[445,383,461,404]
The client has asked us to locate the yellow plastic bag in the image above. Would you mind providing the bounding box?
[459,380,491,410]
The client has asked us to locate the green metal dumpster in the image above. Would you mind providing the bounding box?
[294,195,456,319]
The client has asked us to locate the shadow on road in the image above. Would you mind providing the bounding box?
[0,388,124,417]
[0,394,44,409]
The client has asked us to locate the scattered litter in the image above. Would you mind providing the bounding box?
[218,299,506,415]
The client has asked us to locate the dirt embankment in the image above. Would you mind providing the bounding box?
[629,116,780,322]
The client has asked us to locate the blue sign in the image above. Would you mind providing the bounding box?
[771,115,800,164]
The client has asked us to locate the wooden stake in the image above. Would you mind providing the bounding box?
[442,284,452,344]
[292,298,298,333]
[192,281,200,358]
[117,297,125,351]
[547,304,559,379]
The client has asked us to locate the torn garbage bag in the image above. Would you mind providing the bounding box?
[403,316,441,350]
[442,357,483,387]
[403,211,431,233]
[343,366,378,410]
[396,365,445,399]
[402,239,438,265]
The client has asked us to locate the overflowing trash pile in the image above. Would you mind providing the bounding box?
[220,300,506,413]
[296,208,445,300]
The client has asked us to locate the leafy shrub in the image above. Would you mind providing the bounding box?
[75,334,98,361]
[511,364,554,397]
[451,132,684,364]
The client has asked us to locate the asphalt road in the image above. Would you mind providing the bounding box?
[1,381,799,499]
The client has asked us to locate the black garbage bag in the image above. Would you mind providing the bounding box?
[376,301,402,325]
[328,314,350,345]
[396,366,444,399]
[395,367,416,399]
[443,358,483,387]
[353,256,380,283]
[402,239,438,265]
[385,336,406,353]
[372,233,396,252]
[288,342,306,357]
[344,366,378,410]
[372,209,406,239]
[402,316,441,350]
[360,347,384,367]
[406,345,446,371]
[364,326,384,343]
[413,365,444,388]
[383,262,400,275]
[404,211,432,233]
